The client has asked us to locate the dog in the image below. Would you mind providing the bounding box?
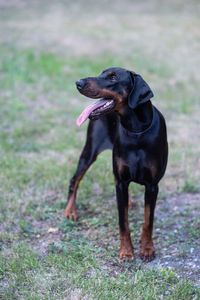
[65,67,168,261]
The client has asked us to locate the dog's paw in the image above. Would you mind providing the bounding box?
[119,247,134,261]
[139,243,155,262]
[64,207,78,221]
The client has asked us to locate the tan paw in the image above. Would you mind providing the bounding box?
[64,206,78,221]
[140,243,155,262]
[119,247,134,260]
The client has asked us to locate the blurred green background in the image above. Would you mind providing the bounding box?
[0,1,200,299]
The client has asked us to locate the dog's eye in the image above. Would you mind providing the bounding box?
[108,74,117,81]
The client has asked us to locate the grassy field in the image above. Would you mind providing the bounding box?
[0,0,200,299]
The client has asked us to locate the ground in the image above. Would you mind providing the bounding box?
[0,0,200,299]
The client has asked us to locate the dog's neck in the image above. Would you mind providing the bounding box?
[119,100,153,133]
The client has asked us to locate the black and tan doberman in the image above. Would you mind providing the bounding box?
[65,67,168,261]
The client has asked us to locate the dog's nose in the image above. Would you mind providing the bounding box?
[76,79,85,90]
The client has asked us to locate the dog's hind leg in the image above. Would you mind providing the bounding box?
[65,119,113,221]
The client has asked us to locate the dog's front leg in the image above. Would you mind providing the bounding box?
[115,180,134,260]
[140,184,158,261]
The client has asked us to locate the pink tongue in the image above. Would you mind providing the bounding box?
[76,99,107,126]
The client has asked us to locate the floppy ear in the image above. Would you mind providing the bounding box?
[128,73,154,109]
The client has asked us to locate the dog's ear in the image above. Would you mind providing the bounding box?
[128,72,154,109]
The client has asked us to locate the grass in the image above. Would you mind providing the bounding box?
[1,241,199,300]
[0,0,200,299]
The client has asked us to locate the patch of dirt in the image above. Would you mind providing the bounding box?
[65,288,88,300]
[74,193,200,285]
[147,193,200,285]
[25,193,200,284]
[30,218,64,257]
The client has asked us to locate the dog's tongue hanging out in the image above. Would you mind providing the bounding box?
[76,99,107,126]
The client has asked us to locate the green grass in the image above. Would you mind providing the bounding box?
[1,241,199,300]
[0,0,200,299]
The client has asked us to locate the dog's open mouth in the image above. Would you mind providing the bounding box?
[76,98,115,126]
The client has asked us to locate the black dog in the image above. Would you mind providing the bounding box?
[65,67,168,261]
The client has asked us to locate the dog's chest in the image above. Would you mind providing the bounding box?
[114,145,157,184]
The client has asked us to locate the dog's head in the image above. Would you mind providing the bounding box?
[76,67,154,126]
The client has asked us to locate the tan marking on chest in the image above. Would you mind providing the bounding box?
[149,162,157,178]
[116,157,127,173]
